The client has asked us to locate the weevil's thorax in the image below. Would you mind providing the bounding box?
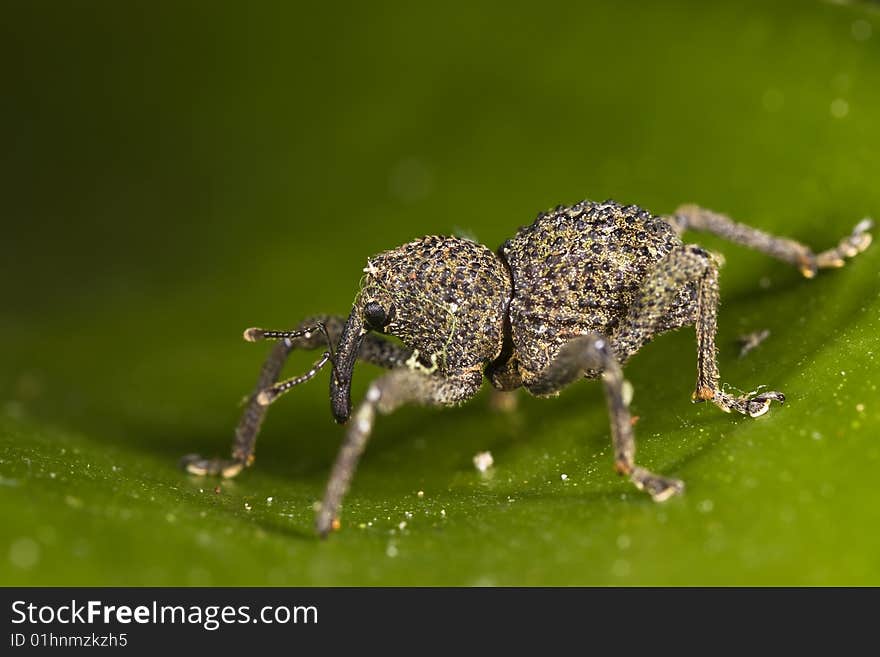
[358,236,512,375]
[499,200,683,383]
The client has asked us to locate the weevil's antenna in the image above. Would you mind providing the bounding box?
[256,351,332,406]
[245,323,336,361]
[244,322,338,406]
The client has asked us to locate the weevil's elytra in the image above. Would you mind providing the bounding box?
[181,199,874,537]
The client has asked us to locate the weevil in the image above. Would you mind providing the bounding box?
[182,200,873,536]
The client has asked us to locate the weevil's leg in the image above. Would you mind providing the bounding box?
[527,335,684,502]
[316,367,483,537]
[611,245,784,418]
[181,337,299,478]
[690,254,785,417]
[666,205,873,278]
[182,315,413,478]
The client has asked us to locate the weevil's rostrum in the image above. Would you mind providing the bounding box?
[182,198,873,537]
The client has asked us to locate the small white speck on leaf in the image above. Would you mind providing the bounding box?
[473,451,494,472]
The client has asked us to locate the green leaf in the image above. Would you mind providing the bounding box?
[2,0,879,585]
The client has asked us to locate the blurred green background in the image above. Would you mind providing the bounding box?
[2,0,879,585]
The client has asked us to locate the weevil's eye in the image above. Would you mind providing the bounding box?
[363,301,390,331]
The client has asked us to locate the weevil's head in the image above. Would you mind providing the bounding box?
[329,236,512,423]
[329,278,396,423]
[328,250,421,424]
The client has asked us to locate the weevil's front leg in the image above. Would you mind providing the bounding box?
[316,367,483,537]
[667,205,873,278]
[527,335,684,502]
[182,315,413,478]
[181,335,300,478]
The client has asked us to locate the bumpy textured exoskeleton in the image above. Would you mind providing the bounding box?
[182,201,873,536]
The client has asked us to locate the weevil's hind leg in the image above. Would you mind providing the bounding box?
[526,335,684,502]
[316,367,483,537]
[666,205,873,278]
[182,315,414,479]
[611,245,784,418]
[690,253,785,417]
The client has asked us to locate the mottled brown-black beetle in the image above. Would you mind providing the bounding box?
[183,200,873,536]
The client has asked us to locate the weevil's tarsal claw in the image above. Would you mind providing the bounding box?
[813,255,845,270]
[629,466,685,502]
[797,259,818,279]
[180,454,246,478]
[221,462,245,478]
[853,217,874,232]
[746,397,772,418]
[808,218,873,275]
[710,388,784,417]
[847,218,874,253]
[745,390,785,417]
[763,390,785,404]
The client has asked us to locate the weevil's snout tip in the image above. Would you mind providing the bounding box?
[331,377,354,424]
